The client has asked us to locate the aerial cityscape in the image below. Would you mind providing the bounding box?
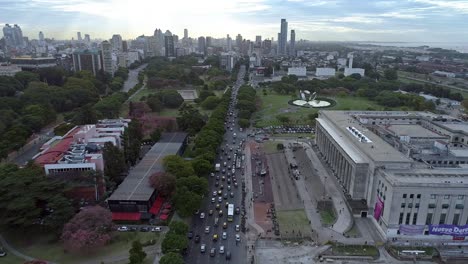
[1,1,468,264]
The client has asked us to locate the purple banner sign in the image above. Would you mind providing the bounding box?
[374,196,384,221]
[399,225,425,235]
[429,225,468,236]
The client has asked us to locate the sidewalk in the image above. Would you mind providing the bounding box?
[243,142,263,263]
[298,141,354,234]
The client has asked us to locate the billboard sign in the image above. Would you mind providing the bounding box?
[429,225,468,236]
[399,225,425,236]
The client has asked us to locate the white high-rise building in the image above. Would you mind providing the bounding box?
[226,34,232,51]
[39,31,44,42]
[77,32,82,42]
[184,29,188,39]
[111,34,123,51]
[101,40,114,76]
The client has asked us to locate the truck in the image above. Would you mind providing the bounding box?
[215,163,221,172]
[227,204,234,222]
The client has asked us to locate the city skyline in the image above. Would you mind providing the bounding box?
[1,0,468,42]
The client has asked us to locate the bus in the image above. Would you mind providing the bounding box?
[227,204,234,222]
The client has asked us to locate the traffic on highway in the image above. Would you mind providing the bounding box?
[185,65,248,264]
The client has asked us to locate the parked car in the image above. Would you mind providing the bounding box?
[210,247,216,257]
[117,226,128,232]
[194,235,200,243]
[187,231,193,239]
[201,244,206,253]
[151,226,162,232]
[139,226,150,232]
[205,226,210,233]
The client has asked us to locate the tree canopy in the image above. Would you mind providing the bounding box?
[61,206,114,253]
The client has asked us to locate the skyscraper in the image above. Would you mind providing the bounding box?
[290,30,296,57]
[184,29,188,39]
[165,34,175,57]
[122,40,128,52]
[255,36,262,47]
[77,32,82,42]
[236,34,242,49]
[100,41,114,76]
[3,24,24,48]
[198,36,206,55]
[111,34,123,51]
[206,36,212,47]
[84,34,90,43]
[279,18,288,55]
[39,31,44,42]
[263,39,272,55]
[226,34,232,51]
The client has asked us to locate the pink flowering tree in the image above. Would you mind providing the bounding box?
[61,205,114,252]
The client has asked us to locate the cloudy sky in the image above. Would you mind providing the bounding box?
[1,0,468,42]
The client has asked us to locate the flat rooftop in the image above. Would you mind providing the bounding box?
[319,111,411,163]
[387,124,445,138]
[440,123,468,134]
[108,132,187,202]
[383,168,468,187]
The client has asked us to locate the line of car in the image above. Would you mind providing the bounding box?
[117,226,161,232]
[190,79,245,261]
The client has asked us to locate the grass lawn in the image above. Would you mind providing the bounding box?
[332,244,379,258]
[129,87,156,102]
[254,91,387,127]
[276,209,312,239]
[1,250,26,264]
[158,108,179,117]
[320,208,336,226]
[6,231,160,264]
[344,223,361,238]
[262,141,281,154]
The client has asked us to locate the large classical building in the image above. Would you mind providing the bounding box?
[316,111,468,243]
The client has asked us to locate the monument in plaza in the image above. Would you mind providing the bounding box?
[292,90,332,108]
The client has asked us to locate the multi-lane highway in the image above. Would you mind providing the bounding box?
[185,66,248,264]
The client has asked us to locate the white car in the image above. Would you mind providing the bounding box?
[151,226,162,232]
[211,197,215,203]
[236,234,241,242]
[219,245,225,254]
[222,232,227,240]
[200,212,205,219]
[117,226,128,232]
[201,244,206,253]
[205,226,210,233]
[235,225,240,232]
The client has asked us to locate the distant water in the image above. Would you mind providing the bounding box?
[358,42,468,53]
